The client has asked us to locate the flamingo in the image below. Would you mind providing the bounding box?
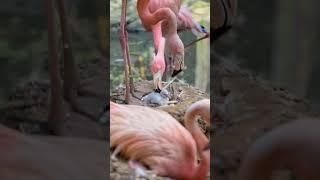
[238,119,320,180]
[119,0,209,102]
[0,124,105,179]
[137,0,209,83]
[110,99,210,179]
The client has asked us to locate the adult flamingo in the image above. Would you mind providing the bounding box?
[137,0,209,80]
[110,99,210,179]
[0,124,105,179]
[119,0,209,103]
[238,119,320,180]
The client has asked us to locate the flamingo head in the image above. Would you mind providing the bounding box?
[151,37,166,91]
[166,34,185,77]
[178,5,210,38]
[191,21,210,38]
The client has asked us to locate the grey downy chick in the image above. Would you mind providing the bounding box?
[141,89,171,106]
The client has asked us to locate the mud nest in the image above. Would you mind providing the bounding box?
[110,79,210,180]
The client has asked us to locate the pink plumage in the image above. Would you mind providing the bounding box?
[110,100,210,180]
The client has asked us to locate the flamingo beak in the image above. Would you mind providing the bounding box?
[192,21,209,36]
[171,53,184,77]
[172,69,182,77]
[153,70,162,91]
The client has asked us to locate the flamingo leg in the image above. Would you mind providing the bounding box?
[119,0,140,103]
[119,0,130,103]
[126,31,142,99]
[124,30,135,93]
[125,30,141,96]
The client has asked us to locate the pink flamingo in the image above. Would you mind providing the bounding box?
[137,0,209,78]
[119,0,209,102]
[110,99,210,179]
[0,124,105,179]
[238,119,320,180]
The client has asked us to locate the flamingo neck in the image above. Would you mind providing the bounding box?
[192,150,210,180]
[152,22,162,51]
[151,37,166,74]
[157,37,165,56]
[184,100,210,152]
[137,0,178,35]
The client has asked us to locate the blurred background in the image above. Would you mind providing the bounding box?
[0,0,105,106]
[110,0,210,94]
[214,0,320,109]
[0,0,107,135]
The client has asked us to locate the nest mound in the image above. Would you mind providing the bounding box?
[110,80,210,179]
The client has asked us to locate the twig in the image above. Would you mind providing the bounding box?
[162,76,178,90]
[185,33,210,49]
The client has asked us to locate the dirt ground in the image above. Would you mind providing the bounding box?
[110,80,210,180]
[213,58,320,180]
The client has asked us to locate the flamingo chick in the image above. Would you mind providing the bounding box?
[238,119,320,180]
[110,99,210,180]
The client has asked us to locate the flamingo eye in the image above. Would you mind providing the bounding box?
[200,25,207,33]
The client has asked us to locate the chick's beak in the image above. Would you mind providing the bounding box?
[153,70,162,91]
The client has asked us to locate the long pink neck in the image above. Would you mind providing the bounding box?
[137,0,178,36]
[151,22,162,51]
[151,37,166,74]
[184,100,210,152]
[184,100,210,180]
[157,37,165,56]
[192,150,210,180]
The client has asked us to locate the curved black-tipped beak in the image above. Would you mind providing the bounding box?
[154,87,161,93]
[153,71,163,91]
[172,69,182,77]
